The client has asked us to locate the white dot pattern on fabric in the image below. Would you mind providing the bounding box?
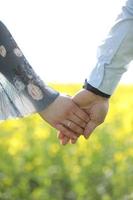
[0,21,59,121]
[13,48,23,57]
[27,83,44,100]
[0,45,6,57]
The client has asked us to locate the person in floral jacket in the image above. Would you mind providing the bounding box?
[0,21,90,143]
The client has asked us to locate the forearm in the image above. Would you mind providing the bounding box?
[85,0,133,96]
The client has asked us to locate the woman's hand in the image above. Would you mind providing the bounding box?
[58,89,109,145]
[38,94,89,140]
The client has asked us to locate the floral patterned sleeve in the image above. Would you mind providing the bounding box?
[0,21,59,121]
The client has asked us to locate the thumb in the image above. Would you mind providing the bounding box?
[84,121,97,139]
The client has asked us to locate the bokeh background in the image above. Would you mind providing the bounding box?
[0,0,133,199]
[0,84,133,200]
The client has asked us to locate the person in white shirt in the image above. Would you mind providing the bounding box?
[57,0,133,144]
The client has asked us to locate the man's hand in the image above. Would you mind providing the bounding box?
[38,94,89,140]
[58,89,109,145]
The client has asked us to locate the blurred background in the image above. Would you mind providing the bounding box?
[0,0,133,199]
[0,0,132,83]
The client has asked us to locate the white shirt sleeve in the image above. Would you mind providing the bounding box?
[86,0,133,95]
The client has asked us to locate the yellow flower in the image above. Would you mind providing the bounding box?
[114,152,124,163]
[126,148,133,157]
[50,144,60,155]
[8,136,25,155]
[34,126,50,140]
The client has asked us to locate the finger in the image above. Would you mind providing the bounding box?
[58,132,70,145]
[84,121,97,139]
[57,132,65,140]
[70,138,78,144]
[55,124,78,140]
[68,113,86,128]
[62,120,84,135]
[61,136,70,145]
[72,104,90,123]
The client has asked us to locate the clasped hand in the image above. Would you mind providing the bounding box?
[39,89,109,145]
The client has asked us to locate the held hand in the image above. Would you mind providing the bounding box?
[73,89,109,138]
[38,94,89,141]
[59,89,109,145]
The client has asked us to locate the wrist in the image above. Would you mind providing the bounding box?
[83,79,110,98]
[73,89,109,108]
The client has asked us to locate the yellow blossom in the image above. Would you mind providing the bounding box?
[114,152,124,163]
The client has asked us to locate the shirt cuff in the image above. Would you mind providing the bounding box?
[83,79,110,98]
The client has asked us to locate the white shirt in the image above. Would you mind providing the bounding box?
[86,0,133,95]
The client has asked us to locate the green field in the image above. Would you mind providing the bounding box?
[0,84,133,200]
